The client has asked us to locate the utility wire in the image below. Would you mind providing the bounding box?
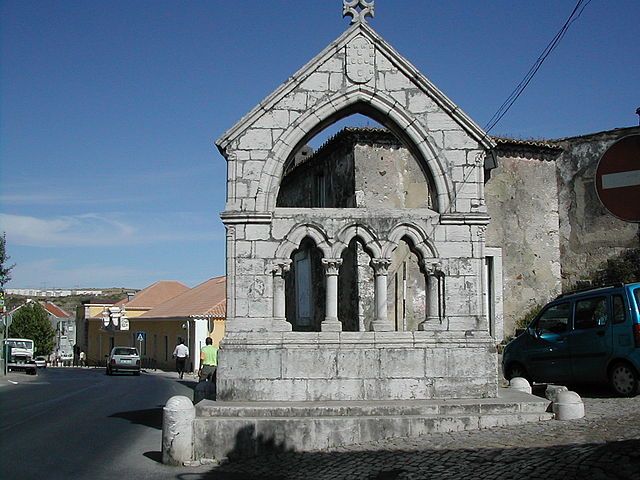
[484,0,592,133]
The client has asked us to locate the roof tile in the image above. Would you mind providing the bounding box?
[139,276,226,319]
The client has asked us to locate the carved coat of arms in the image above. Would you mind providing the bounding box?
[346,36,375,84]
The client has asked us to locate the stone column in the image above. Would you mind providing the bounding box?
[321,258,343,332]
[419,261,442,330]
[370,258,393,332]
[225,225,236,322]
[270,259,292,331]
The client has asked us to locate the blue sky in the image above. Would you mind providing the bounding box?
[1,0,638,289]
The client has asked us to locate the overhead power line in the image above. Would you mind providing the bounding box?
[484,0,592,133]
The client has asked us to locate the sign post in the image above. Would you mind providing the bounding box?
[136,332,145,361]
[595,134,640,222]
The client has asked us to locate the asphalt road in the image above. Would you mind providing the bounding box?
[2,368,638,480]
[0,367,210,480]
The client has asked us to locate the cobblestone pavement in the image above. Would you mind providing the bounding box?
[193,392,640,480]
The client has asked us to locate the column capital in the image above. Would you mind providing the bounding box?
[321,258,343,276]
[369,258,392,276]
[268,259,292,277]
[421,260,443,276]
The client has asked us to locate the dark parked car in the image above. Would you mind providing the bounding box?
[106,347,141,376]
[503,283,640,396]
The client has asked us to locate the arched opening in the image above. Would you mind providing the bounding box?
[387,237,427,332]
[337,237,377,332]
[276,108,436,209]
[285,237,326,331]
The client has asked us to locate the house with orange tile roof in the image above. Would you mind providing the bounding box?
[80,280,189,364]
[137,276,226,372]
[81,278,226,372]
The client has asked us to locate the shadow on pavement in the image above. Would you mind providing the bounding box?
[532,383,620,400]
[184,437,640,480]
[143,450,163,463]
[178,380,199,389]
[109,407,163,429]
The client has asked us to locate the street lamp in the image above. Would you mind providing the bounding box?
[102,306,129,331]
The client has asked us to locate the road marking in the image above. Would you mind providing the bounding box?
[602,170,640,189]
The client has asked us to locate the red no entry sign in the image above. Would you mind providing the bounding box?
[595,134,640,222]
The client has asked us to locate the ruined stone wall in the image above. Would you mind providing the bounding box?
[277,144,356,208]
[485,156,562,336]
[554,127,640,289]
[353,143,431,209]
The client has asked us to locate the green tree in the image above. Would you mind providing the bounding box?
[8,302,56,356]
[1,232,15,287]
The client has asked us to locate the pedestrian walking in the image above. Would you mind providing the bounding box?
[198,337,218,382]
[172,338,189,379]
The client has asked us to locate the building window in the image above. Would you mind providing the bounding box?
[294,249,313,327]
[313,173,326,207]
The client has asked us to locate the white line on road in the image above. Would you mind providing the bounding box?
[602,169,640,189]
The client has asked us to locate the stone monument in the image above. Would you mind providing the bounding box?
[216,0,498,402]
[161,4,557,464]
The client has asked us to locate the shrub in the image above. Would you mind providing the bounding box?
[590,248,640,287]
[514,303,544,331]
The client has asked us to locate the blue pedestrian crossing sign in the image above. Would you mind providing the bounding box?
[136,332,146,342]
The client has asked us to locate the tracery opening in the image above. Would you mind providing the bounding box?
[276,111,436,209]
[387,237,427,331]
[285,237,326,331]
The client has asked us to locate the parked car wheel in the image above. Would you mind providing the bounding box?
[609,362,638,397]
[505,362,530,382]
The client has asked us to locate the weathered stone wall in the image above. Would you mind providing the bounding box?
[353,142,431,209]
[217,332,498,401]
[554,127,640,289]
[485,155,562,335]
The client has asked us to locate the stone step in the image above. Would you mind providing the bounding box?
[196,387,549,418]
[196,400,549,418]
[192,389,552,462]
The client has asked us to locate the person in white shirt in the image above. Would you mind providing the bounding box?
[172,338,189,379]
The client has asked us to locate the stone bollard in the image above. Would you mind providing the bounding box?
[162,395,195,465]
[545,384,568,402]
[552,391,585,420]
[509,377,532,394]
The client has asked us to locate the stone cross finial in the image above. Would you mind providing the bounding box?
[343,0,375,24]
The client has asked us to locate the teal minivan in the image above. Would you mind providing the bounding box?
[503,283,640,396]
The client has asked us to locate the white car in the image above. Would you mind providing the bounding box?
[106,347,141,376]
[34,356,47,368]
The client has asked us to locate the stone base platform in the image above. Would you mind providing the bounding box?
[192,388,552,462]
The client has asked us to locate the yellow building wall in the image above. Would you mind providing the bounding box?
[211,318,225,347]
[86,317,226,371]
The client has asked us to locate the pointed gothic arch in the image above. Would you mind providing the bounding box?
[383,222,439,260]
[274,223,332,260]
[262,86,451,213]
[332,222,382,259]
